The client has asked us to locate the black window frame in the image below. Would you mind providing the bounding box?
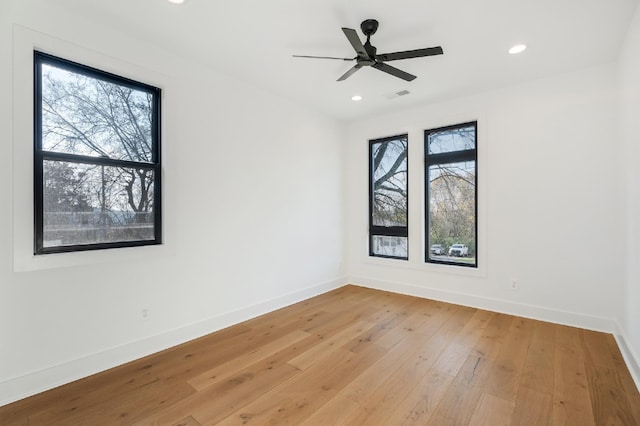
[369,134,409,260]
[33,51,162,255]
[425,121,478,268]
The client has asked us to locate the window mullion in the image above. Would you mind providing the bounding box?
[40,151,156,170]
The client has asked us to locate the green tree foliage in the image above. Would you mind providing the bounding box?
[429,162,476,255]
[43,161,91,214]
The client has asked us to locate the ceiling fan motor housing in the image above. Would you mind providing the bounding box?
[358,19,379,64]
[360,19,379,37]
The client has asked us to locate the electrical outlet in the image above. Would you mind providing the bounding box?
[141,305,150,320]
[510,279,519,291]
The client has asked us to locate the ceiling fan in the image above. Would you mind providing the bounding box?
[293,19,443,82]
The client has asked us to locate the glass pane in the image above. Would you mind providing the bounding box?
[372,236,408,258]
[40,63,154,162]
[427,124,476,154]
[371,138,407,227]
[42,160,156,248]
[428,161,476,265]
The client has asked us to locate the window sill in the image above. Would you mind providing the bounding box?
[362,253,487,278]
[14,242,170,273]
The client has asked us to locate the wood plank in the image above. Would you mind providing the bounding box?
[2,286,640,426]
[213,345,386,425]
[299,395,361,426]
[617,363,640,425]
[134,361,301,425]
[136,330,332,425]
[519,320,556,393]
[287,320,374,370]
[468,392,514,426]
[382,368,453,425]
[336,332,444,407]
[187,329,310,390]
[342,299,425,352]
[511,386,553,425]
[583,361,639,425]
[428,354,494,425]
[374,299,458,348]
[581,328,640,425]
[349,323,456,411]
[3,323,255,426]
[425,310,493,384]
[551,325,595,426]
[413,299,461,337]
[472,312,514,361]
[171,416,201,426]
[344,336,476,425]
[239,285,367,330]
[484,316,533,401]
[29,378,196,426]
[441,304,478,333]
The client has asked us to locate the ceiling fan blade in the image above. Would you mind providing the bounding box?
[342,27,369,58]
[337,64,363,81]
[293,55,355,61]
[376,46,444,62]
[372,62,416,81]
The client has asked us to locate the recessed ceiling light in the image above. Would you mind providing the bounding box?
[351,95,362,101]
[168,0,185,4]
[508,44,527,54]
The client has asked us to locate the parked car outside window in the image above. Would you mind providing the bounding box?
[448,244,469,257]
[430,244,444,255]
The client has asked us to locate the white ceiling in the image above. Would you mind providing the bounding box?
[64,0,638,122]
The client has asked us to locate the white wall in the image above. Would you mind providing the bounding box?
[0,0,346,405]
[346,63,625,332]
[2,0,638,408]
[620,4,640,386]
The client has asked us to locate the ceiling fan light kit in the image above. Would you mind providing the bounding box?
[293,19,443,82]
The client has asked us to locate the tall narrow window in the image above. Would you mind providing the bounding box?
[425,122,477,267]
[369,135,408,259]
[34,52,162,254]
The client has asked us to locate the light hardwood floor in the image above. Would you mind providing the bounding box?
[2,285,639,425]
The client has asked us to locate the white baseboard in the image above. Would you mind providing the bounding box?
[0,276,347,407]
[613,323,640,393]
[349,275,617,333]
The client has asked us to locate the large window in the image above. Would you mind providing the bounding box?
[34,52,162,254]
[369,135,408,259]
[425,122,477,267]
